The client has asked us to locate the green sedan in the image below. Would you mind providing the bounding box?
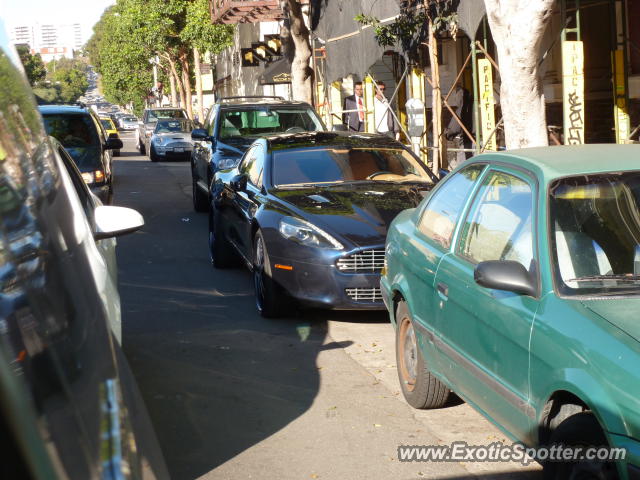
[381,145,640,479]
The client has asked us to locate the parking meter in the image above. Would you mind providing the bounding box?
[405,98,425,137]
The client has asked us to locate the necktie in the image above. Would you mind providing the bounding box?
[358,97,364,122]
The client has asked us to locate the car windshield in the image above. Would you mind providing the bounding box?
[42,113,102,170]
[147,109,187,122]
[550,171,640,296]
[273,147,431,187]
[218,107,324,140]
[154,119,193,134]
[123,116,137,122]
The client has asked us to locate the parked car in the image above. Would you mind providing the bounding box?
[381,145,640,478]
[210,131,438,317]
[146,118,195,162]
[136,107,188,155]
[39,104,121,204]
[99,115,121,156]
[190,96,327,212]
[1,30,169,479]
[119,114,138,130]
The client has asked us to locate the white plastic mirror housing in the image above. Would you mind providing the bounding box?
[94,206,144,240]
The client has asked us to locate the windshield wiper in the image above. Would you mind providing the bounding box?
[276,181,345,189]
[565,274,640,283]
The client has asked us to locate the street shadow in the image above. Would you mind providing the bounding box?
[115,159,330,479]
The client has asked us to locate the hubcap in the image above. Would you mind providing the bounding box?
[399,318,418,391]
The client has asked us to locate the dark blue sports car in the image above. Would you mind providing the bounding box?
[209,131,438,317]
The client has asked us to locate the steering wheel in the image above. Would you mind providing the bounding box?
[285,126,305,133]
[366,171,392,180]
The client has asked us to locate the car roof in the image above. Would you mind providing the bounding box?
[219,99,312,108]
[470,144,640,181]
[38,104,90,115]
[263,131,405,150]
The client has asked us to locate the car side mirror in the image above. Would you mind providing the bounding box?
[230,174,247,192]
[191,128,211,142]
[331,124,347,132]
[105,137,123,150]
[474,260,537,297]
[93,206,144,240]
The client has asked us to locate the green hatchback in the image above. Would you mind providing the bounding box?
[381,145,640,479]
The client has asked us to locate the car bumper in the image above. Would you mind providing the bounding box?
[153,146,192,157]
[269,247,386,311]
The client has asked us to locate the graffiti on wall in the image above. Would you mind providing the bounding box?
[562,41,584,145]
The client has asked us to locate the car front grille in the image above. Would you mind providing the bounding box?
[336,249,385,273]
[345,287,383,302]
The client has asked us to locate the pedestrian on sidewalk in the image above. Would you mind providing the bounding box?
[374,81,400,140]
[343,82,365,132]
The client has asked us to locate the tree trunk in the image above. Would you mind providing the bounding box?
[164,54,187,110]
[179,49,193,119]
[281,0,313,104]
[428,19,443,174]
[484,0,554,149]
[193,47,205,123]
[169,71,178,107]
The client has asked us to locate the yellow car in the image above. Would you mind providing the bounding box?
[99,116,121,157]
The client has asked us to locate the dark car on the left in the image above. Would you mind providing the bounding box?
[0,21,168,479]
[209,131,438,317]
[39,104,122,204]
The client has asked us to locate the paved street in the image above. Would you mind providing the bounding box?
[112,133,542,480]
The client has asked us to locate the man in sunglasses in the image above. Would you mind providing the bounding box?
[373,82,400,140]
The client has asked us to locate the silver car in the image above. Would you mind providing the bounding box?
[147,118,195,162]
[120,115,138,130]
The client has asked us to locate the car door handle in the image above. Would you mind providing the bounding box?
[437,282,448,299]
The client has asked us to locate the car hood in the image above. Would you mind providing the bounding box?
[272,182,433,247]
[583,298,640,343]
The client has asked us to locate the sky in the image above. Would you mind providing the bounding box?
[2,0,115,43]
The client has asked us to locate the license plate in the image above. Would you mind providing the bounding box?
[174,147,184,152]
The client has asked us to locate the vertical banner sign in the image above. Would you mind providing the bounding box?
[562,41,585,145]
[613,49,631,143]
[478,58,497,151]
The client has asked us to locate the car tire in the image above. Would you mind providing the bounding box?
[253,230,284,318]
[149,145,159,162]
[209,206,236,269]
[395,301,450,409]
[113,149,120,157]
[543,412,617,479]
[137,135,145,154]
[192,172,208,213]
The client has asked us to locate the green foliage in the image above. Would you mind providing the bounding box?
[86,0,234,109]
[43,57,89,103]
[15,45,46,86]
[355,0,457,59]
[182,0,234,53]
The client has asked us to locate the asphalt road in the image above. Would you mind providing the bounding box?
[112,132,541,480]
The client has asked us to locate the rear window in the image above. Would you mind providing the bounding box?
[100,118,115,130]
[218,107,323,139]
[41,113,102,170]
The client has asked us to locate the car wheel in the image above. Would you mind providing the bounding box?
[137,135,145,154]
[208,206,236,268]
[192,172,208,213]
[113,149,120,157]
[544,412,618,479]
[149,145,159,162]
[253,230,284,318]
[105,183,114,205]
[396,301,450,409]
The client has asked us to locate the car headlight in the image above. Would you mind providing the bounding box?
[278,216,343,249]
[153,136,164,145]
[81,170,105,184]
[217,157,239,169]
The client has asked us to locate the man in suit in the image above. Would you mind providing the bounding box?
[343,82,365,132]
[373,81,400,140]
